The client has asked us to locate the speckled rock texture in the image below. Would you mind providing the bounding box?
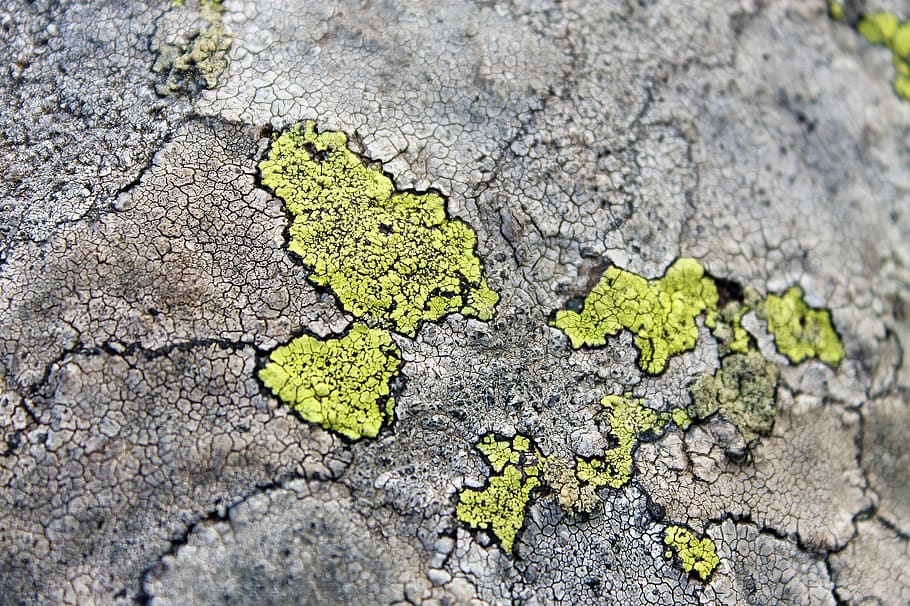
[1,0,909,604]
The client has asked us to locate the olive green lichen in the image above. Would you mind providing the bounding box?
[705,300,751,356]
[154,0,231,94]
[760,286,844,366]
[541,457,601,513]
[663,525,719,581]
[688,350,781,443]
[456,434,542,552]
[259,121,499,336]
[258,324,401,440]
[692,285,841,443]
[552,258,719,374]
[855,11,910,100]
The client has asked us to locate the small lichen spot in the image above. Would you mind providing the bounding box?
[852,11,910,101]
[663,525,719,581]
[574,394,665,491]
[670,407,693,430]
[760,286,844,366]
[688,350,781,443]
[705,300,751,356]
[154,0,231,94]
[258,324,400,440]
[456,434,542,553]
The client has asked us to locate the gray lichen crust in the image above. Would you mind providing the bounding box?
[1,0,909,604]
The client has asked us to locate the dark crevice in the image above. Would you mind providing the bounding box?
[711,275,746,308]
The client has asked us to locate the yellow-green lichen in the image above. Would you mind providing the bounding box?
[760,286,844,366]
[154,0,231,94]
[575,394,665,491]
[552,258,718,374]
[828,1,844,22]
[456,434,542,552]
[689,350,781,443]
[663,525,719,581]
[855,11,910,101]
[260,121,499,336]
[477,433,533,472]
[546,395,697,513]
[258,324,401,440]
[859,12,900,45]
[671,407,693,430]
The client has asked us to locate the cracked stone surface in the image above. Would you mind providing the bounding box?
[0,0,189,261]
[829,518,910,606]
[2,0,910,604]
[636,386,871,552]
[703,519,837,605]
[142,480,431,605]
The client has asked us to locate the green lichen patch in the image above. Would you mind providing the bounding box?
[859,12,900,45]
[154,0,231,95]
[552,258,719,374]
[670,407,693,430]
[759,286,844,367]
[456,434,542,553]
[688,350,781,444]
[258,324,401,440]
[476,433,534,473]
[854,11,910,101]
[259,121,499,336]
[663,525,719,581]
[575,394,665,492]
[547,395,697,513]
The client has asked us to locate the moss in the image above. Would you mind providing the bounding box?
[456,434,542,553]
[760,286,844,366]
[260,121,499,337]
[663,525,719,581]
[854,11,910,101]
[689,350,780,443]
[552,258,718,374]
[258,324,401,440]
[154,0,231,94]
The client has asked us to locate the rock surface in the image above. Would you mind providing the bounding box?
[1,0,909,604]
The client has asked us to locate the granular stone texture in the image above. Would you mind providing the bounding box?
[1,0,909,604]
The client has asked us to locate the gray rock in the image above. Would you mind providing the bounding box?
[1,0,908,604]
